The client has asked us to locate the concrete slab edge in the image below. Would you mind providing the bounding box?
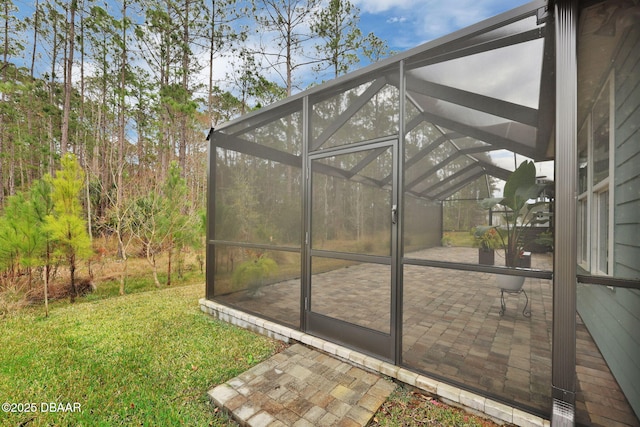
[199,298,550,427]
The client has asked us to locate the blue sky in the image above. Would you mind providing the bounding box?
[8,0,534,103]
[284,0,534,86]
[354,0,532,52]
[9,0,532,80]
[242,0,535,91]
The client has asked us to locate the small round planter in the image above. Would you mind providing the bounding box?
[496,274,529,317]
[496,274,525,291]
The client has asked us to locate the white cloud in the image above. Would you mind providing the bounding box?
[352,0,417,14]
[386,16,407,24]
[354,1,531,50]
[413,1,508,39]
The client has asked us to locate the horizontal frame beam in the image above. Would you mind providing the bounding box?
[209,240,301,253]
[405,78,539,127]
[403,257,553,279]
[214,133,302,168]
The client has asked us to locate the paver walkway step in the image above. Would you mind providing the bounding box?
[208,343,397,427]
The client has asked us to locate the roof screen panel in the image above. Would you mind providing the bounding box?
[323,84,400,149]
[315,149,371,172]
[405,121,449,161]
[450,135,492,151]
[313,146,394,186]
[436,174,492,200]
[405,96,423,124]
[424,166,485,200]
[359,147,394,182]
[405,154,438,191]
[311,73,400,151]
[221,98,304,137]
[406,38,544,110]
[220,110,304,157]
[408,92,538,155]
[406,149,476,194]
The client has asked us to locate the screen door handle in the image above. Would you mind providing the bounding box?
[391,205,398,224]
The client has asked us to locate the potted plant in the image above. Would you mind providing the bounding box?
[479,161,551,290]
[472,227,502,265]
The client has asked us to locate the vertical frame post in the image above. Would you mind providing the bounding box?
[205,129,217,300]
[553,0,578,423]
[301,96,310,331]
[394,60,406,364]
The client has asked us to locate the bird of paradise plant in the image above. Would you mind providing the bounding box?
[478,161,551,267]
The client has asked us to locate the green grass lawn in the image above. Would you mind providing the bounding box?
[0,284,280,426]
[443,231,475,247]
[1,270,500,427]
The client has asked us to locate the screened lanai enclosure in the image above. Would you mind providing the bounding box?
[206,1,640,425]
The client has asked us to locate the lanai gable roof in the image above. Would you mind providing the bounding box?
[209,0,554,202]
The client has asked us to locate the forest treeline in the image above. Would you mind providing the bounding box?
[0,0,391,302]
[0,152,202,314]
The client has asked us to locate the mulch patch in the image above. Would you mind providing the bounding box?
[370,389,505,427]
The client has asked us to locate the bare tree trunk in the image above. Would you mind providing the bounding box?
[167,238,172,286]
[79,15,93,243]
[85,147,93,240]
[8,135,14,195]
[146,243,161,288]
[30,0,40,78]
[119,258,127,296]
[61,0,77,155]
[29,0,40,78]
[159,45,169,182]
[179,0,189,174]
[44,245,51,317]
[286,22,292,97]
[208,0,215,122]
[115,0,127,259]
[152,254,160,288]
[1,0,8,206]
[69,253,77,303]
[48,10,59,174]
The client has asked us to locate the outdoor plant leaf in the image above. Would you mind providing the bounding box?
[503,160,537,210]
[480,161,551,267]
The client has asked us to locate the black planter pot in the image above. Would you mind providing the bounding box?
[478,248,495,265]
[516,251,531,268]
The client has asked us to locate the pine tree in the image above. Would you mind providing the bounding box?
[44,153,92,302]
[161,161,198,286]
[311,0,363,78]
[0,195,22,284]
[125,192,164,288]
[255,0,321,96]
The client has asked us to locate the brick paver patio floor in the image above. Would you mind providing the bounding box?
[215,246,639,426]
[208,343,396,427]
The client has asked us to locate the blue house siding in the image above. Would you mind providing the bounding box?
[578,26,640,419]
[577,287,640,419]
[614,26,640,279]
